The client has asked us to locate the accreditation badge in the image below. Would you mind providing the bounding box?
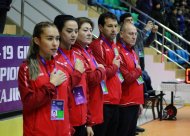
[51,100,64,120]
[100,80,108,94]
[117,71,124,83]
[136,76,144,85]
[73,86,86,105]
[139,50,144,58]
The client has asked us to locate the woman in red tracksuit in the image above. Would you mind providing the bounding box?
[117,23,144,136]
[18,22,73,136]
[53,15,87,136]
[73,17,106,136]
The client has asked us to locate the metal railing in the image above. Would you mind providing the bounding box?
[120,0,190,68]
[120,0,190,44]
[79,0,189,69]
[11,0,65,35]
[11,0,190,69]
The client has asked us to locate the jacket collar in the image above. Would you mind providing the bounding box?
[99,35,114,46]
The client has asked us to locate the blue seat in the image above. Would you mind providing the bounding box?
[115,9,121,20]
[97,0,103,4]
[168,50,178,63]
[176,49,189,64]
[181,50,189,61]
[121,10,126,15]
[108,8,115,14]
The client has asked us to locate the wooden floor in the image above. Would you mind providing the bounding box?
[139,106,190,136]
[0,116,22,136]
[0,106,190,136]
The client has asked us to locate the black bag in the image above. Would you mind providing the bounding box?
[163,92,177,120]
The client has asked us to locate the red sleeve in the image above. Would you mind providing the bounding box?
[70,70,82,89]
[120,54,142,85]
[86,67,106,87]
[18,63,56,112]
[86,114,94,127]
[105,64,118,79]
[90,41,118,79]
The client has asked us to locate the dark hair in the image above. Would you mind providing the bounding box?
[54,15,77,32]
[77,17,94,30]
[98,12,118,26]
[119,12,132,24]
[170,6,177,11]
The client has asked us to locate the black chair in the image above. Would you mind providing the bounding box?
[142,71,164,120]
[144,92,165,120]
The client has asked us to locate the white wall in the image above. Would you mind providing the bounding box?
[145,55,176,90]
[8,0,99,35]
[145,54,190,104]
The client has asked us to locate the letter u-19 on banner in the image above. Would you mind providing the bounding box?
[0,35,30,115]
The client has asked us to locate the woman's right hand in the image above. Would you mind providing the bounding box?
[74,59,85,73]
[112,56,120,68]
[50,70,67,86]
[97,63,105,70]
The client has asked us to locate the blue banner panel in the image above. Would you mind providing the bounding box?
[0,35,30,114]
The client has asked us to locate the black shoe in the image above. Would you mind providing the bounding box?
[136,126,145,132]
[135,132,139,135]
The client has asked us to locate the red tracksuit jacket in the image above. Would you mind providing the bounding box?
[55,48,87,127]
[117,42,144,106]
[89,36,122,105]
[18,57,71,136]
[73,43,106,126]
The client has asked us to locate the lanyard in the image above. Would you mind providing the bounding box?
[39,56,58,98]
[39,56,56,77]
[82,46,109,91]
[120,41,137,66]
[82,47,98,68]
[101,36,113,49]
[101,36,119,58]
[58,48,74,70]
